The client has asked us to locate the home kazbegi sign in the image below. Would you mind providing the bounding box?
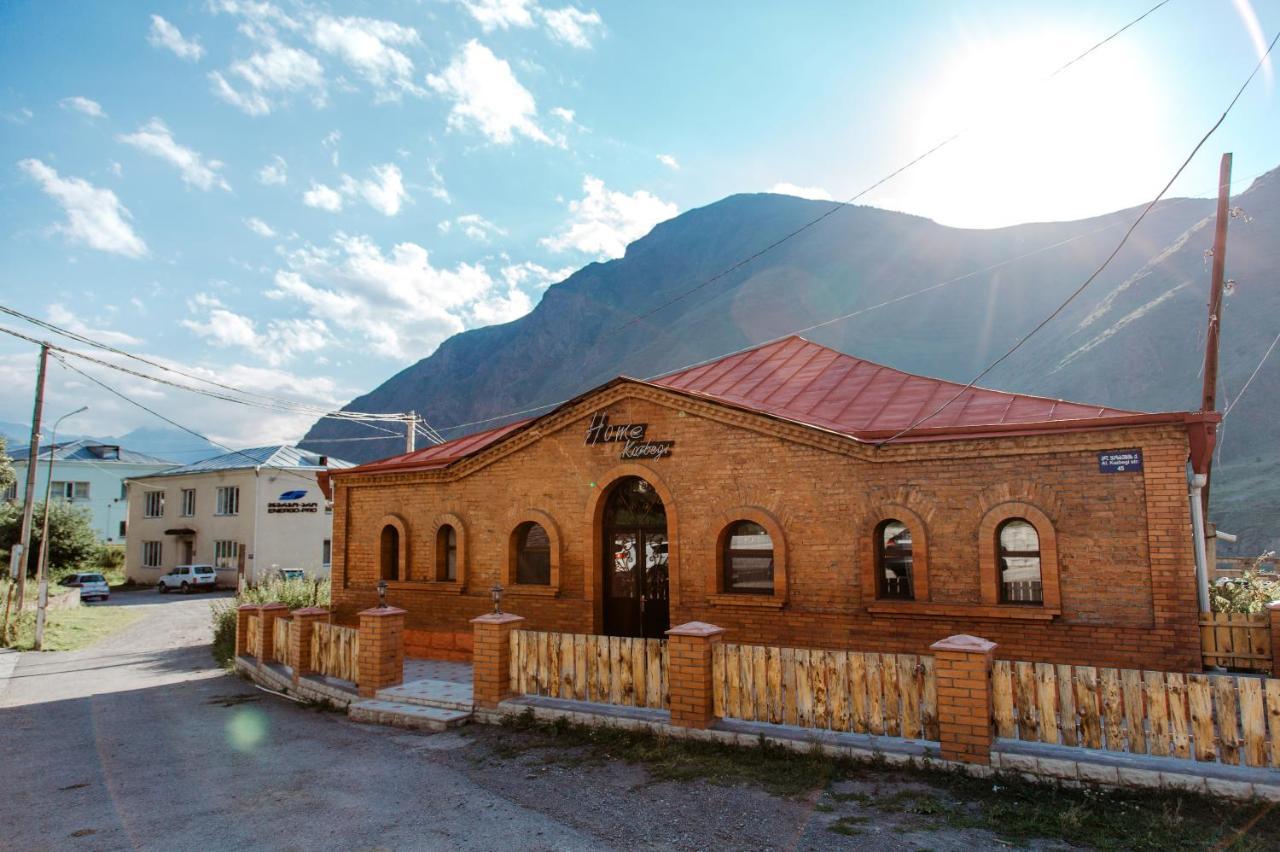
[585,412,674,460]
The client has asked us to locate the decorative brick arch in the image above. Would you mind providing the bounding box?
[978,501,1060,610]
[709,505,788,605]
[583,464,681,628]
[429,512,468,587]
[504,508,562,595]
[858,503,931,604]
[375,513,409,583]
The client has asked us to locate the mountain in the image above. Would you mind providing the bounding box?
[301,166,1280,555]
[0,423,221,463]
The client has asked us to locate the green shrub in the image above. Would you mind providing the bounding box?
[210,577,330,666]
[1211,552,1280,613]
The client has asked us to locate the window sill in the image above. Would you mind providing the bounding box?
[865,601,1060,621]
[386,580,465,594]
[707,593,786,609]
[505,585,559,597]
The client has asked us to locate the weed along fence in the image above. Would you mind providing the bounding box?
[509,629,669,709]
[1200,611,1271,671]
[993,660,1280,769]
[312,623,359,682]
[712,643,939,741]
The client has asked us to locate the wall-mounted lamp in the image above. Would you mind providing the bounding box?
[377,579,388,608]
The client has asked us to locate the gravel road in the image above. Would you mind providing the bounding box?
[0,590,1022,851]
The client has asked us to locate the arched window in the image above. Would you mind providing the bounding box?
[876,519,914,600]
[380,524,400,581]
[997,518,1042,604]
[514,522,551,585]
[722,521,774,595]
[436,524,457,582]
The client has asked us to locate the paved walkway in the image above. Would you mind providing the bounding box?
[0,590,603,851]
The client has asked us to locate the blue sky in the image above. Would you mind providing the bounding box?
[0,0,1276,449]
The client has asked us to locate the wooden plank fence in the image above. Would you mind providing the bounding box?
[509,630,669,710]
[272,617,291,665]
[992,660,1280,769]
[311,623,359,683]
[712,644,939,742]
[246,615,262,659]
[1200,611,1271,671]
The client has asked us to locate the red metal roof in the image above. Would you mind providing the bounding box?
[341,335,1175,477]
[651,336,1137,438]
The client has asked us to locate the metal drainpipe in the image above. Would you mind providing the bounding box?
[1188,473,1210,612]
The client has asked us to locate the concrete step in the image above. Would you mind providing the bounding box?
[349,699,471,732]
[375,679,474,712]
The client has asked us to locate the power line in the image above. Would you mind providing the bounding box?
[874,27,1280,447]
[606,0,1175,335]
[1223,328,1280,419]
[49,354,327,488]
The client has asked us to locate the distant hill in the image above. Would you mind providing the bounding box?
[0,423,221,463]
[285,162,1274,556]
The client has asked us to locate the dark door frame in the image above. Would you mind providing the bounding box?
[602,477,669,639]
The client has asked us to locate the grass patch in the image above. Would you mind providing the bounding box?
[827,815,868,836]
[494,712,1280,849]
[4,604,142,651]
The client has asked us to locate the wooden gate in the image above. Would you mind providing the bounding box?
[1200,611,1271,671]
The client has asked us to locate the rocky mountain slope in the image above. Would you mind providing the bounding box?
[302,166,1280,554]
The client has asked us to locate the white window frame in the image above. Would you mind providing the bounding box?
[142,540,162,568]
[215,486,240,516]
[144,490,165,518]
[181,488,196,517]
[322,538,332,568]
[214,540,241,569]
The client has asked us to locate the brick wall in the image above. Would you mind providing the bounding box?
[330,386,1202,672]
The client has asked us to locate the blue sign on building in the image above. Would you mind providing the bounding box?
[1098,449,1143,473]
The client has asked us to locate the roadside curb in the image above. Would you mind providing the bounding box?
[0,648,19,702]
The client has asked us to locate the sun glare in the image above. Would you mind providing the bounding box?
[878,26,1172,229]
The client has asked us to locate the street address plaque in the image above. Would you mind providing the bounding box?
[1098,449,1143,473]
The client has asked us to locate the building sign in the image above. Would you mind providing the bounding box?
[268,489,319,514]
[585,412,674,460]
[1098,449,1143,473]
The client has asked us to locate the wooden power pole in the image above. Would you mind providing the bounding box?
[1200,152,1233,518]
[13,344,49,610]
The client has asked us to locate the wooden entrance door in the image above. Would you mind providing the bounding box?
[602,477,669,638]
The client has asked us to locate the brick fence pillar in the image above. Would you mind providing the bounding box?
[289,606,329,684]
[1268,602,1280,676]
[257,602,290,664]
[235,604,262,658]
[357,606,406,698]
[471,612,525,708]
[930,634,998,765]
[666,621,725,729]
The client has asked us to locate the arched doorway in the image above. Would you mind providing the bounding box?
[603,476,669,638]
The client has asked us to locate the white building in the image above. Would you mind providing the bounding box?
[4,440,177,543]
[124,445,352,587]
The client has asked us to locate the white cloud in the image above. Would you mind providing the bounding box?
[448,213,506,241]
[59,96,106,119]
[322,129,341,166]
[541,175,677,259]
[426,40,551,145]
[303,182,344,212]
[469,284,532,325]
[768,182,833,201]
[208,37,325,116]
[425,161,450,203]
[257,155,288,185]
[550,106,575,123]
[352,163,408,216]
[18,158,148,258]
[47,304,142,346]
[148,15,205,61]
[461,0,536,31]
[656,153,679,170]
[117,118,231,191]
[310,15,423,99]
[541,7,603,48]
[244,217,276,237]
[109,161,124,177]
[181,296,329,366]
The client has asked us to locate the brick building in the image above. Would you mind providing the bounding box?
[324,336,1218,671]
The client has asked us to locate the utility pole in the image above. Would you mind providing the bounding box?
[405,410,417,454]
[1200,152,1232,518]
[14,344,49,610]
